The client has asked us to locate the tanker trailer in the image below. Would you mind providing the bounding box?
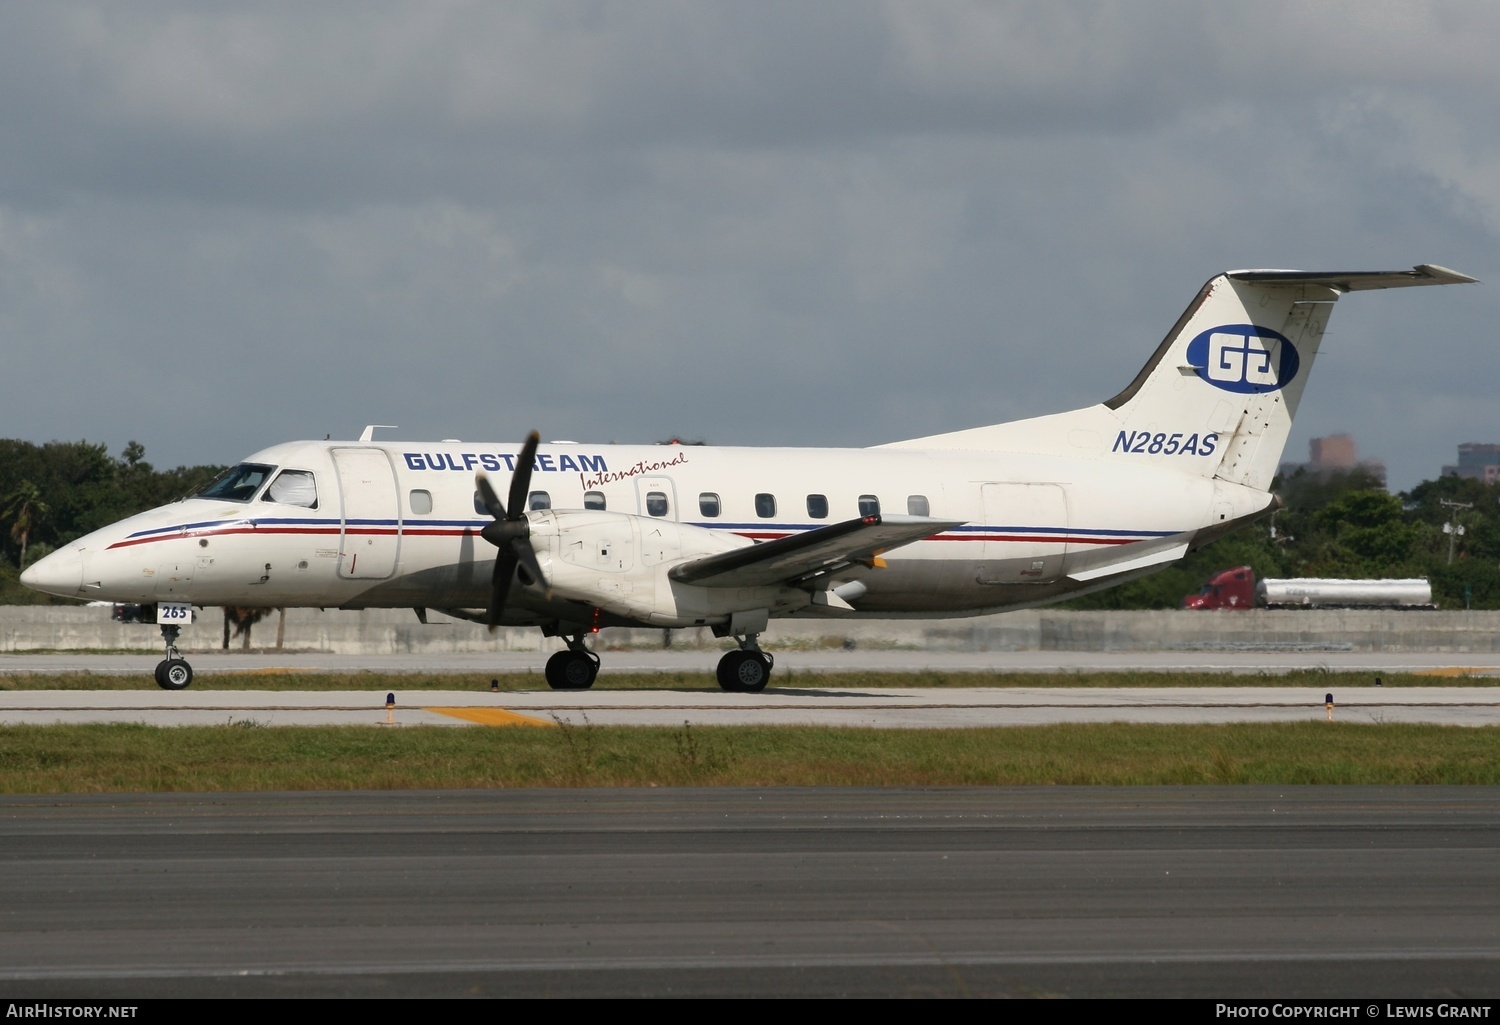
[1254,577,1434,609]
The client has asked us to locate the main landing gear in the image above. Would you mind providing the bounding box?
[716,634,773,693]
[154,624,193,691]
[544,635,600,690]
[537,628,775,693]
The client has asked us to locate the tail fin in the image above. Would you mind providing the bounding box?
[1104,265,1474,489]
[886,265,1475,492]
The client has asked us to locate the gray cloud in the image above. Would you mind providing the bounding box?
[0,2,1495,490]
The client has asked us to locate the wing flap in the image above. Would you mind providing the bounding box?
[669,514,963,589]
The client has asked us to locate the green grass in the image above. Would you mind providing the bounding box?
[0,669,1488,691]
[2,721,1498,792]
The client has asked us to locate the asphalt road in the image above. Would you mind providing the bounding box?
[2,788,1498,998]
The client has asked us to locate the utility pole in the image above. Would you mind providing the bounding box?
[1441,499,1473,565]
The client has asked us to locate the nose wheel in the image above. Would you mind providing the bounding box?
[154,623,194,690]
[154,658,194,690]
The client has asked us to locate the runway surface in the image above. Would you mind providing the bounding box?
[3,685,1499,727]
[7,648,1500,676]
[2,787,1498,998]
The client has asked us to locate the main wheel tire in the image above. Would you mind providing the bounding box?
[715,652,744,692]
[717,650,771,693]
[545,650,597,690]
[155,658,193,691]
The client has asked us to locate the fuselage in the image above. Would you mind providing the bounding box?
[22,436,1271,628]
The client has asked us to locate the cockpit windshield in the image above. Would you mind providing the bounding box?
[196,463,276,502]
[262,469,318,509]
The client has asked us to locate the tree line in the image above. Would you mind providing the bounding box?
[0,439,223,604]
[5,437,1500,610]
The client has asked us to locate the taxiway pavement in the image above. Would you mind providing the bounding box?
[6,648,1500,675]
[2,684,1498,727]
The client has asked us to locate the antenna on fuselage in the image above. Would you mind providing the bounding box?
[359,425,399,442]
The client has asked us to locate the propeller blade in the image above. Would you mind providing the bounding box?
[488,547,517,631]
[512,538,550,599]
[507,431,541,519]
[474,473,507,520]
[477,431,548,631]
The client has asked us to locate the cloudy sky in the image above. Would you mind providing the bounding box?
[2,2,1495,491]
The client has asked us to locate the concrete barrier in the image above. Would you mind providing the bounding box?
[1,605,1498,654]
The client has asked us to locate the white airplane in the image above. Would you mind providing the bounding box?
[21,265,1476,691]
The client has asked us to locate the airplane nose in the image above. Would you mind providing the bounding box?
[19,546,85,598]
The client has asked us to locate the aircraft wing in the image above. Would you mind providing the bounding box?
[669,514,963,589]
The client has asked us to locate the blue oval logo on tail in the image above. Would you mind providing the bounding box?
[1185,325,1300,394]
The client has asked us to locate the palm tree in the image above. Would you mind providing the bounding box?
[3,481,50,570]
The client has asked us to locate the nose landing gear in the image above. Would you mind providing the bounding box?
[154,624,194,690]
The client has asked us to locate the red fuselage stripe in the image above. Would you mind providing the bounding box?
[108,526,1149,551]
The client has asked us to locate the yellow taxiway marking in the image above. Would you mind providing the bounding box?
[1414,667,1494,678]
[424,706,557,727]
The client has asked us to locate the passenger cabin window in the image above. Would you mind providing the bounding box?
[528,491,551,511]
[806,494,828,519]
[858,495,880,517]
[755,493,777,518]
[262,470,318,509]
[197,463,275,502]
[584,491,606,511]
[645,491,670,517]
[907,495,930,516]
[409,490,433,515]
[473,492,488,516]
[699,493,721,517]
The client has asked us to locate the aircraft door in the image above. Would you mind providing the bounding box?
[635,477,679,520]
[332,448,400,579]
[977,483,1070,585]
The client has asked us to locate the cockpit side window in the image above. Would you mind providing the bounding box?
[262,469,319,509]
[197,463,276,502]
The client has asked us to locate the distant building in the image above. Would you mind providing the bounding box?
[1442,443,1500,483]
[1308,434,1357,469]
[1278,433,1387,489]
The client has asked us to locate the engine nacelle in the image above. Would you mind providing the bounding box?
[525,509,804,626]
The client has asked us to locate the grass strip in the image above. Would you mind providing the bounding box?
[2,721,1498,792]
[0,669,1487,691]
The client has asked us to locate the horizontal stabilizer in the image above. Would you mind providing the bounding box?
[670,514,963,589]
[1227,265,1477,291]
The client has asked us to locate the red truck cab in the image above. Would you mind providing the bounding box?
[1182,566,1255,610]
